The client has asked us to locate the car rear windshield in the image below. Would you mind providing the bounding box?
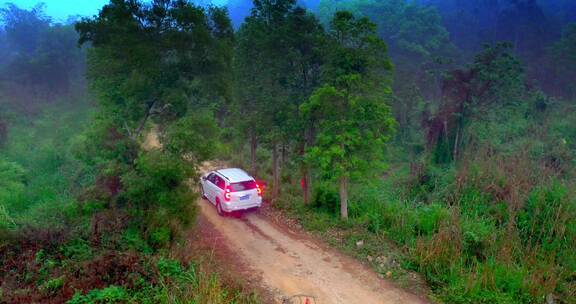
[230,180,257,192]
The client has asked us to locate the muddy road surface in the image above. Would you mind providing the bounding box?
[197,198,428,304]
[145,132,425,303]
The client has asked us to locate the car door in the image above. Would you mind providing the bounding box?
[214,175,226,203]
[204,173,217,203]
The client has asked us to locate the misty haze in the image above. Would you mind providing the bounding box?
[0,1,575,303]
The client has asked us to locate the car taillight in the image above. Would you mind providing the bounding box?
[225,187,231,201]
[256,184,262,196]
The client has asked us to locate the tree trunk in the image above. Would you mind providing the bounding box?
[272,142,280,200]
[453,125,460,161]
[250,131,257,176]
[301,125,315,204]
[339,175,349,219]
[299,135,311,205]
[134,100,157,141]
[0,121,7,148]
[305,169,312,204]
[281,143,286,167]
[301,166,312,205]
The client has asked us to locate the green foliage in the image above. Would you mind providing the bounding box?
[303,12,395,174]
[67,286,129,304]
[460,215,496,260]
[471,42,525,104]
[547,23,576,98]
[311,183,339,214]
[122,152,191,203]
[121,151,196,244]
[121,227,152,254]
[149,227,171,248]
[0,2,249,304]
[0,158,25,187]
[148,258,260,304]
[233,0,326,180]
[316,0,456,143]
[157,258,185,278]
[2,1,575,304]
[517,183,576,260]
[318,0,454,63]
[0,159,24,228]
[162,111,221,162]
[40,276,65,295]
[60,239,93,261]
[299,11,396,217]
[281,149,576,303]
[0,99,92,230]
[428,43,526,163]
[303,84,394,178]
[76,0,234,140]
[415,203,450,237]
[0,3,84,103]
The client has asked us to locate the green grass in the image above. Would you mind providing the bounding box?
[0,98,94,229]
[273,161,576,304]
[65,258,260,304]
[0,99,262,303]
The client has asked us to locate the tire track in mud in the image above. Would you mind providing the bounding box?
[197,198,429,304]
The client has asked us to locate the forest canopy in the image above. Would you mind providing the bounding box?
[0,1,574,303]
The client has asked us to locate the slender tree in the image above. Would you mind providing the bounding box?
[301,11,395,219]
[234,0,325,201]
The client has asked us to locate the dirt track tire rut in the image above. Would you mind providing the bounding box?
[197,198,429,304]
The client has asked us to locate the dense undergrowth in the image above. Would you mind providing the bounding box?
[2,1,575,303]
[0,99,260,303]
[272,162,575,303]
[237,100,576,304]
[1,1,262,303]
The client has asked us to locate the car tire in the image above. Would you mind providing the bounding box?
[216,199,225,217]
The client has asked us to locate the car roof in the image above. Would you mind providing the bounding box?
[215,168,253,183]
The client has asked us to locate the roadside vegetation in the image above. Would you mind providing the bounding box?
[1,0,575,304]
[222,1,576,303]
[0,3,258,303]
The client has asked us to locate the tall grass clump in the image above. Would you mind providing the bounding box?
[280,142,575,303]
[401,151,576,303]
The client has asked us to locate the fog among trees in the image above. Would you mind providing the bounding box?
[1,1,574,303]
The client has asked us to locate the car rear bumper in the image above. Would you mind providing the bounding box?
[222,199,262,212]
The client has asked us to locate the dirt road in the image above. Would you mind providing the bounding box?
[141,127,429,303]
[198,198,428,304]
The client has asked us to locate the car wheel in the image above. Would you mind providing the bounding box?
[216,199,225,217]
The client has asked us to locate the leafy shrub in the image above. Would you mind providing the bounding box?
[120,227,152,254]
[60,238,93,261]
[162,112,221,162]
[311,182,339,214]
[40,276,65,295]
[67,286,129,304]
[460,216,496,261]
[0,159,26,221]
[440,261,530,304]
[149,227,171,248]
[415,203,450,236]
[121,151,196,248]
[517,182,575,253]
[157,258,184,278]
[403,162,455,203]
[0,203,16,230]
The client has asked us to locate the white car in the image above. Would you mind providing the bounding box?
[199,168,262,216]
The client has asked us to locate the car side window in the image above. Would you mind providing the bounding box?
[216,176,226,189]
[207,173,216,184]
